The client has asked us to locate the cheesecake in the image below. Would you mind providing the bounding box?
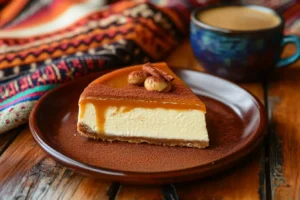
[77,62,209,148]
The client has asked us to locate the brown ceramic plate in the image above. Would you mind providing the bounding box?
[29,68,266,184]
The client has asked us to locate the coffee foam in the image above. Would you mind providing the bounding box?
[197,6,281,31]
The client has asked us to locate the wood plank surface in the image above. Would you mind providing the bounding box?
[116,185,163,200]
[0,127,111,200]
[176,148,265,200]
[0,126,22,155]
[267,45,300,200]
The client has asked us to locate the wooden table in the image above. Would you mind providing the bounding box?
[0,40,299,200]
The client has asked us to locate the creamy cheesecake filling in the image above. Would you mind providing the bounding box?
[78,101,208,141]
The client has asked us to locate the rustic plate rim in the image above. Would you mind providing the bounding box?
[29,68,267,183]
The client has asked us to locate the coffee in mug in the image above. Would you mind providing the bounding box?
[190,5,300,81]
[197,6,280,31]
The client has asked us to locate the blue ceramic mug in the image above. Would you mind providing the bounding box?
[190,5,300,81]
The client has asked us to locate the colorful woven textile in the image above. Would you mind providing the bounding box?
[0,0,299,133]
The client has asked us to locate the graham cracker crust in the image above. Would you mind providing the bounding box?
[77,123,209,148]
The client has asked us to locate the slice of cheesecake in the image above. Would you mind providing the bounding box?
[77,62,209,148]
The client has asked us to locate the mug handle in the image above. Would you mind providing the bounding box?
[276,35,300,68]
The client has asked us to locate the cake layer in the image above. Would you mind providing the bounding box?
[78,124,209,148]
[78,103,208,148]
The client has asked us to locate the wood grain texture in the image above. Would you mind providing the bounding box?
[268,45,300,200]
[0,127,111,200]
[116,185,163,200]
[175,90,266,200]
[0,126,22,155]
[176,149,265,200]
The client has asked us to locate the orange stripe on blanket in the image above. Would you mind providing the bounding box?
[5,0,87,30]
[0,0,29,27]
[1,1,145,44]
